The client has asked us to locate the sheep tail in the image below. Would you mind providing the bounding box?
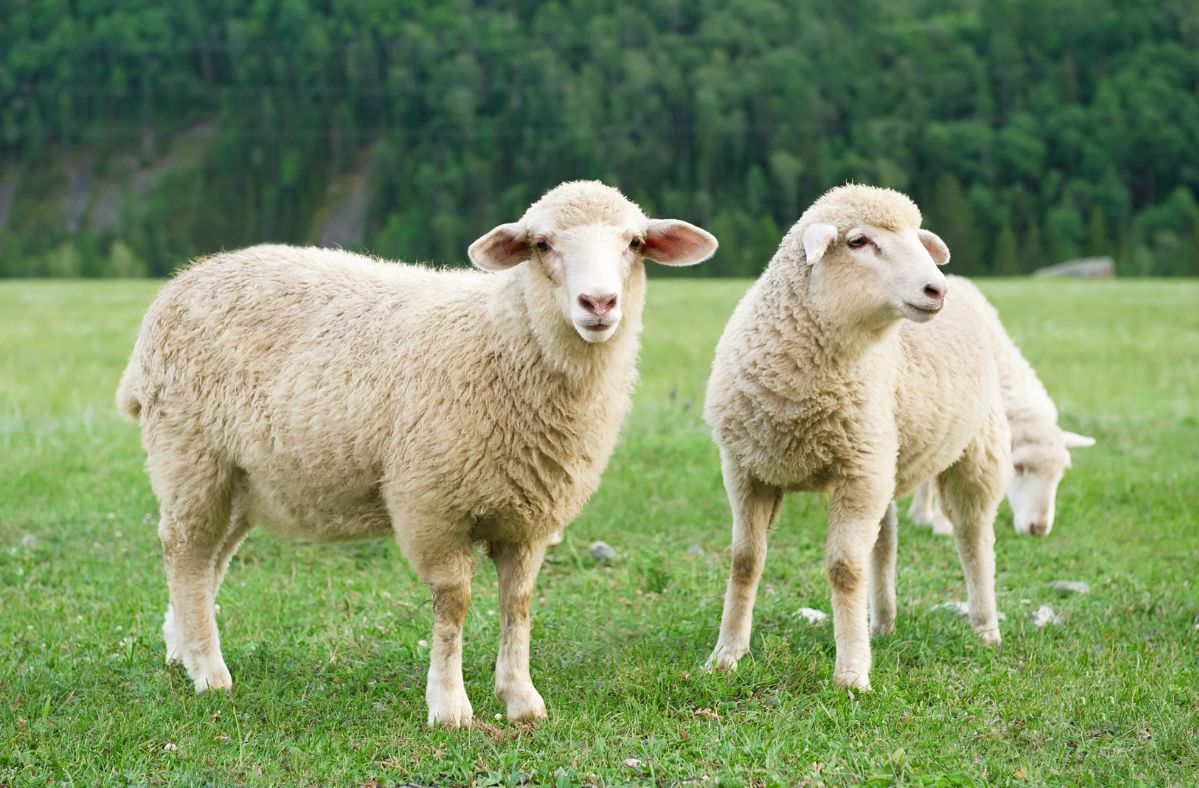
[116,361,143,421]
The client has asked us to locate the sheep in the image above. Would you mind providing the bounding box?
[702,184,1011,691]
[907,275,1096,537]
[116,180,717,728]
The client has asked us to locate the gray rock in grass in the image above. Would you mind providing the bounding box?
[589,541,618,563]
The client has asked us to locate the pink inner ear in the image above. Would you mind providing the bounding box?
[645,228,689,258]
[494,233,527,261]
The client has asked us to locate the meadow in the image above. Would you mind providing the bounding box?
[2,277,1197,785]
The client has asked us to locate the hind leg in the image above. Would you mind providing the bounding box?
[706,450,783,671]
[937,404,1011,647]
[869,502,898,637]
[152,450,238,692]
[165,495,254,667]
[909,483,954,535]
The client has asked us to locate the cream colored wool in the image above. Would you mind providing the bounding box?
[908,275,1095,537]
[703,184,1011,691]
[117,181,716,727]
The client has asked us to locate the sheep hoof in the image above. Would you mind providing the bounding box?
[190,660,233,693]
[704,642,747,672]
[832,670,872,692]
[427,690,474,729]
[501,685,547,723]
[976,628,1002,648]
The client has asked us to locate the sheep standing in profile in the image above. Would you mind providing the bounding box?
[116,181,717,727]
[908,275,1096,537]
[703,185,1010,691]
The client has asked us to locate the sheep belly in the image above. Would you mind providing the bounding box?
[242,471,394,541]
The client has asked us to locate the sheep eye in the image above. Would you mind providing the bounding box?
[629,237,642,250]
[847,236,869,249]
[535,240,550,252]
[1014,464,1027,475]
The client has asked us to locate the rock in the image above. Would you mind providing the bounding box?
[1032,604,1061,628]
[1032,256,1115,279]
[622,758,643,769]
[686,543,704,556]
[1050,580,1091,596]
[794,607,828,625]
[589,541,618,562]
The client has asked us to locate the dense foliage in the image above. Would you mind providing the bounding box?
[3,0,1198,276]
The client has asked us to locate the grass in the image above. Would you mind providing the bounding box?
[2,277,1198,785]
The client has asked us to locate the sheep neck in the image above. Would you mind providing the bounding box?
[766,263,901,372]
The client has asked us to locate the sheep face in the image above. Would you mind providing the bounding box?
[803,222,951,328]
[468,181,717,343]
[1009,430,1095,536]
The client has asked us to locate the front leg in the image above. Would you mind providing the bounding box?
[490,539,549,722]
[706,451,782,671]
[827,478,892,691]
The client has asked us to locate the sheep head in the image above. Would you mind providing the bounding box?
[1008,428,1096,537]
[468,181,717,343]
[793,184,950,329]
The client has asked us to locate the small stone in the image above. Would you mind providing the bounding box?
[1050,580,1091,596]
[794,607,828,625]
[1032,604,1061,628]
[20,534,39,548]
[417,639,428,648]
[686,543,703,556]
[622,758,642,769]
[163,742,178,752]
[589,541,618,562]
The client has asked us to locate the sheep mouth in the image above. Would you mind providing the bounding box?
[576,319,617,331]
[903,301,943,318]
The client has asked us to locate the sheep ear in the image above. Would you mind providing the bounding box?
[642,219,718,266]
[1061,430,1096,449]
[468,222,530,271]
[918,229,951,266]
[802,223,837,263]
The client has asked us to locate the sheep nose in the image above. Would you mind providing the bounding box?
[923,282,946,302]
[578,292,618,318]
[1027,521,1048,537]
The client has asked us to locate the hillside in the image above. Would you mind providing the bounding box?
[3,0,1198,276]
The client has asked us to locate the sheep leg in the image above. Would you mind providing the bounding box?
[164,493,253,668]
[397,529,477,729]
[490,539,549,722]
[827,481,891,691]
[706,453,782,671]
[937,405,1010,647]
[155,454,236,692]
[869,502,898,637]
[907,482,935,525]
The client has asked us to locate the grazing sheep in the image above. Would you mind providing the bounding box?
[907,276,1095,537]
[116,181,717,727]
[703,184,1011,691]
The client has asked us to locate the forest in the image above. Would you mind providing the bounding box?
[2,0,1198,277]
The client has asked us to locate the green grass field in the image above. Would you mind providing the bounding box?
[2,278,1197,785]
